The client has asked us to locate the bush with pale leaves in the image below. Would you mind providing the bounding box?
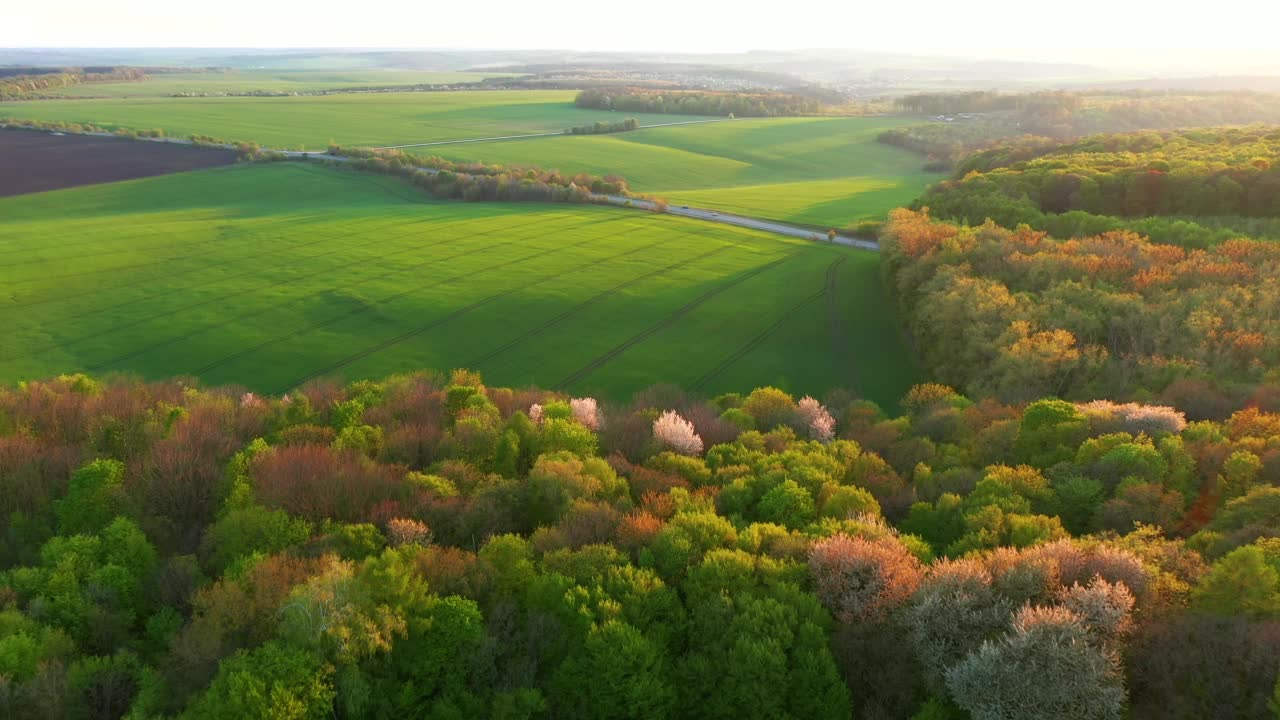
[1075,400,1187,436]
[652,410,704,456]
[797,396,836,442]
[1060,576,1135,647]
[946,604,1126,720]
[386,517,432,547]
[570,397,600,431]
[528,403,544,424]
[810,534,924,623]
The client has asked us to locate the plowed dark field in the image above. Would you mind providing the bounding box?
[0,129,237,197]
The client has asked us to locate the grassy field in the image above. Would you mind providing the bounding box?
[49,70,523,97]
[0,163,917,408]
[0,91,709,148]
[424,116,939,226]
[0,90,938,225]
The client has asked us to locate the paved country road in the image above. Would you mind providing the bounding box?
[6,125,880,251]
[592,195,879,250]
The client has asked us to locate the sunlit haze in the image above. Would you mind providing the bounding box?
[6,0,1280,72]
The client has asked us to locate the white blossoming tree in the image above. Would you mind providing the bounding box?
[798,396,836,442]
[570,397,600,431]
[653,410,704,456]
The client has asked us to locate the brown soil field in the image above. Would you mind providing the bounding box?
[0,129,238,197]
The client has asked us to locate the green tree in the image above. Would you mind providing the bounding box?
[549,621,674,719]
[56,460,126,535]
[200,505,312,574]
[186,641,335,720]
[1193,544,1280,619]
[756,480,816,529]
[1013,400,1088,469]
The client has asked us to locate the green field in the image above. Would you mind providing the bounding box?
[0,91,710,148]
[1,88,938,226]
[49,70,524,98]
[422,116,939,226]
[0,164,917,407]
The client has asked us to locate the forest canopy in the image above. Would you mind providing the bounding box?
[912,127,1280,246]
[1,370,1279,719]
[881,206,1280,411]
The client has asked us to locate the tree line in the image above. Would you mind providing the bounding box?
[330,145,633,203]
[882,90,1280,170]
[1,369,1278,718]
[0,67,146,99]
[566,117,639,135]
[916,127,1280,246]
[575,87,824,117]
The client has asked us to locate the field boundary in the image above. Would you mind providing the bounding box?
[553,252,799,390]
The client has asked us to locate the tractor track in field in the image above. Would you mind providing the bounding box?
[6,222,466,360]
[0,219,350,308]
[204,230,627,382]
[2,231,284,270]
[467,244,735,369]
[6,209,556,313]
[0,210,317,260]
[553,252,799,391]
[0,228,243,262]
[24,225,395,324]
[823,256,859,393]
[3,229,289,288]
[269,229,668,393]
[83,215,610,373]
[1,226,323,310]
[686,254,844,392]
[691,294,826,392]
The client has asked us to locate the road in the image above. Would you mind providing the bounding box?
[592,195,879,250]
[11,124,879,251]
[371,117,732,150]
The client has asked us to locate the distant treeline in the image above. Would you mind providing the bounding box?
[882,90,1280,169]
[895,90,1029,115]
[566,117,639,135]
[330,145,635,204]
[917,126,1280,247]
[0,67,145,99]
[575,87,824,117]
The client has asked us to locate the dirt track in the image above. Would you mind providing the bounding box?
[0,129,237,198]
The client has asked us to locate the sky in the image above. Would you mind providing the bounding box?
[5,0,1280,73]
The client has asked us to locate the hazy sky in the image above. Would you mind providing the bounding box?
[6,0,1280,72]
